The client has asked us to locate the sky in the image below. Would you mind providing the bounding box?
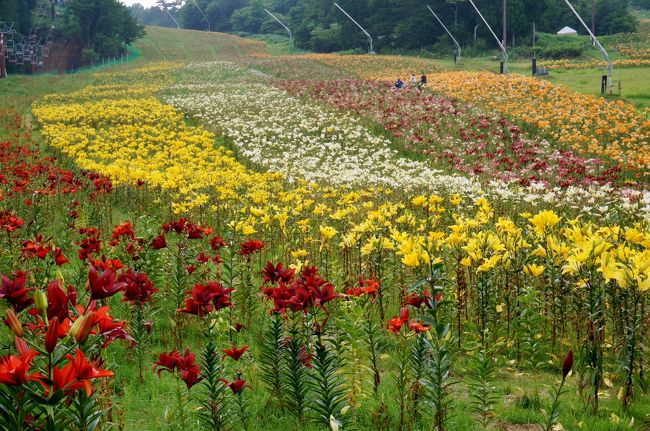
[120,0,160,8]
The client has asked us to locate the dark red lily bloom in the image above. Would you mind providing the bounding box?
[209,236,226,250]
[53,247,68,266]
[0,272,33,312]
[223,345,249,361]
[0,350,43,386]
[52,349,113,396]
[153,351,182,376]
[150,234,167,250]
[154,348,202,389]
[262,261,295,284]
[46,280,74,322]
[77,236,101,261]
[562,350,573,378]
[196,252,210,264]
[223,378,246,394]
[119,269,158,305]
[238,240,265,257]
[88,264,126,301]
[177,281,234,316]
[111,222,135,241]
[312,282,337,307]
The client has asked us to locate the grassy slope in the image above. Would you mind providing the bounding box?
[1,26,649,430]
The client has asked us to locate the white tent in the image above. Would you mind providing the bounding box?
[557,26,578,36]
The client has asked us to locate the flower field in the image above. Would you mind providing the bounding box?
[1,27,650,431]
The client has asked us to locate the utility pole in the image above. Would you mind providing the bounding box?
[591,0,595,36]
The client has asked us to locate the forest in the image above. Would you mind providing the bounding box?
[133,0,640,53]
[0,0,143,67]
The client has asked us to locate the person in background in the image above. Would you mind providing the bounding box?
[394,78,403,89]
[420,73,428,88]
[409,73,417,87]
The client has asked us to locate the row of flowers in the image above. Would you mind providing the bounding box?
[277,78,628,189]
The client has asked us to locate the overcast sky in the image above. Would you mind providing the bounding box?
[121,0,160,9]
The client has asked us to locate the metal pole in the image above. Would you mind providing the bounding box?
[191,0,210,32]
[164,8,181,30]
[427,5,461,64]
[0,33,6,78]
[563,0,612,93]
[265,9,292,44]
[468,0,508,73]
[334,3,374,54]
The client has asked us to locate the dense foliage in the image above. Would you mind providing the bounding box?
[0,0,144,64]
[158,0,640,53]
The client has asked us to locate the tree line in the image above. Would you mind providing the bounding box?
[1,0,144,67]
[133,0,639,53]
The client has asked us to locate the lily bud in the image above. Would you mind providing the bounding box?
[74,312,94,343]
[562,350,573,378]
[5,309,23,337]
[45,317,60,353]
[15,336,29,355]
[34,289,48,312]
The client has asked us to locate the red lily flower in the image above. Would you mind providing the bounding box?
[0,272,33,312]
[53,247,68,266]
[52,349,113,396]
[46,280,73,322]
[238,240,265,257]
[88,264,126,301]
[209,236,226,250]
[0,350,43,386]
[408,320,430,333]
[0,210,24,232]
[154,348,202,389]
[223,378,246,394]
[223,345,249,361]
[150,234,167,250]
[262,261,295,284]
[119,269,158,305]
[177,281,234,316]
[110,222,135,241]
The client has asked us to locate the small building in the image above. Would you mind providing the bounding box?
[557,26,578,36]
